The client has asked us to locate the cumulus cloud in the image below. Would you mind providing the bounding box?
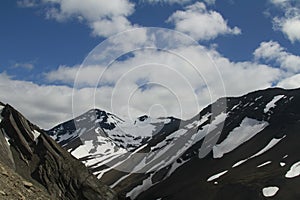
[45,65,106,86]
[1,54,283,130]
[140,0,216,5]
[1,29,293,130]
[140,0,193,4]
[42,30,282,130]
[8,2,299,131]
[254,41,300,73]
[90,16,136,37]
[0,72,121,129]
[274,17,300,43]
[167,2,241,41]
[0,73,73,129]
[277,74,300,89]
[17,0,136,37]
[270,0,300,43]
[6,41,281,129]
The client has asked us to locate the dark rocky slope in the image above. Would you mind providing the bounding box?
[137,87,300,200]
[0,102,117,200]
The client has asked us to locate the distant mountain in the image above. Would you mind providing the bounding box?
[48,87,300,200]
[0,102,117,200]
[47,109,177,179]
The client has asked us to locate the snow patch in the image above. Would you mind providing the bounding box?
[232,159,247,168]
[110,173,131,188]
[2,129,10,146]
[250,136,285,158]
[213,118,269,158]
[105,116,171,150]
[95,127,102,134]
[255,96,263,101]
[97,143,147,179]
[32,130,41,141]
[280,162,286,167]
[262,186,279,197]
[285,161,300,178]
[212,113,227,126]
[126,174,154,200]
[264,95,285,113]
[0,105,4,123]
[207,170,228,182]
[232,136,284,168]
[257,161,271,168]
[231,103,241,111]
[184,113,210,129]
[71,140,94,158]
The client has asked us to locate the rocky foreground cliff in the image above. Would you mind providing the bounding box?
[0,102,117,200]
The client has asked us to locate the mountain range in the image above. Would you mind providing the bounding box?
[46,87,300,200]
[0,87,299,199]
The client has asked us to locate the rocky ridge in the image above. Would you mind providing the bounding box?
[0,102,117,200]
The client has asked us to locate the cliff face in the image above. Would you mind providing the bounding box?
[0,103,117,200]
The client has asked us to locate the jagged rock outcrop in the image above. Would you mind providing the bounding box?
[0,103,117,200]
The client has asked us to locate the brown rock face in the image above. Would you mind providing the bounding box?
[0,103,117,200]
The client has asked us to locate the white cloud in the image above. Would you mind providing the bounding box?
[254,41,300,73]
[2,30,294,131]
[213,59,281,96]
[91,16,136,37]
[274,17,300,43]
[0,73,73,129]
[12,62,34,70]
[140,0,216,5]
[167,2,241,41]
[43,34,282,128]
[17,0,38,8]
[7,2,299,131]
[43,0,134,21]
[270,0,300,43]
[45,65,105,86]
[270,0,290,6]
[1,54,283,130]
[203,0,216,5]
[0,72,120,129]
[204,0,216,5]
[277,73,300,89]
[18,0,136,37]
[140,0,193,4]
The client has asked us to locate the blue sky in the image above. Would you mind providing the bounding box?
[0,0,300,128]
